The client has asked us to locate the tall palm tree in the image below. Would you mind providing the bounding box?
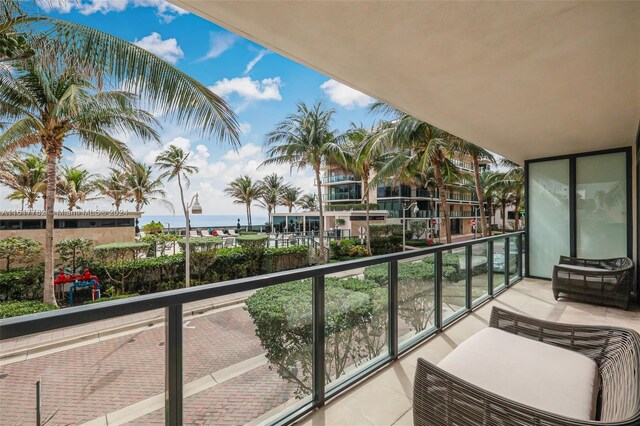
[370,111,458,244]
[262,100,345,260]
[56,165,98,211]
[297,193,318,211]
[0,152,46,209]
[0,1,240,146]
[449,139,495,237]
[0,60,159,306]
[224,175,262,228]
[487,171,513,232]
[155,145,199,229]
[280,186,303,213]
[125,161,171,213]
[499,159,525,231]
[258,173,285,215]
[95,168,130,212]
[341,123,386,253]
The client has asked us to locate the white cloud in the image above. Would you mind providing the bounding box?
[239,122,252,135]
[209,77,282,103]
[243,49,271,75]
[198,32,239,62]
[134,32,184,64]
[320,79,373,109]
[35,0,187,22]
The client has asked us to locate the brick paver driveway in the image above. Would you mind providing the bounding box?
[0,305,297,425]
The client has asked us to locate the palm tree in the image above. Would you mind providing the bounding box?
[0,152,46,209]
[95,168,130,212]
[499,159,525,231]
[0,1,240,146]
[487,171,513,232]
[125,161,171,213]
[224,175,262,228]
[280,186,303,213]
[0,60,159,306]
[297,193,318,211]
[56,165,98,211]
[340,123,386,253]
[262,100,345,260]
[370,108,458,244]
[449,140,495,237]
[258,173,285,215]
[155,145,199,228]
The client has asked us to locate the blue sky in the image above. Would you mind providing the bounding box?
[8,0,381,216]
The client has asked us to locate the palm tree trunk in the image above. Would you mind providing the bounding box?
[176,173,189,287]
[288,204,293,213]
[472,156,489,237]
[246,202,252,228]
[501,200,506,232]
[43,149,57,306]
[315,167,326,262]
[513,196,521,231]
[434,163,452,244]
[364,171,371,254]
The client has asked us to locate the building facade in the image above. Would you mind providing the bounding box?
[321,155,490,238]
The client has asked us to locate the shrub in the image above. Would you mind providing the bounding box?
[263,246,311,272]
[94,242,151,262]
[329,238,369,259]
[245,277,387,398]
[369,224,406,254]
[141,221,164,234]
[141,232,179,257]
[237,234,268,275]
[177,237,223,252]
[0,265,43,301]
[0,237,41,271]
[0,300,57,319]
[56,238,94,271]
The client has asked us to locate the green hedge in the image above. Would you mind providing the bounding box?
[368,224,410,255]
[329,238,369,259]
[245,276,386,398]
[0,300,57,318]
[0,265,43,301]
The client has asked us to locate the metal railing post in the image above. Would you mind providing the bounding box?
[517,233,524,278]
[465,245,473,310]
[389,261,398,360]
[434,251,443,330]
[165,305,183,426]
[487,240,494,296]
[312,275,326,407]
[504,237,511,286]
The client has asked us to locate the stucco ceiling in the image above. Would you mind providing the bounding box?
[171,1,640,164]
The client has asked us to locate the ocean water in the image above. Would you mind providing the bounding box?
[140,214,269,229]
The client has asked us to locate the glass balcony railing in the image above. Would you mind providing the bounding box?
[0,232,524,426]
[323,174,358,183]
[324,193,361,201]
[446,193,478,202]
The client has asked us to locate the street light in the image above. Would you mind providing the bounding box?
[402,201,419,251]
[185,193,202,288]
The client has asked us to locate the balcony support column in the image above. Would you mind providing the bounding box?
[389,261,399,360]
[488,240,494,296]
[312,275,326,407]
[165,304,183,426]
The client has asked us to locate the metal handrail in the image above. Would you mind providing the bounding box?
[0,231,523,340]
[0,230,524,426]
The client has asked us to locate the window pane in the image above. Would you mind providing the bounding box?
[528,159,570,278]
[442,247,467,321]
[471,242,489,304]
[576,152,627,259]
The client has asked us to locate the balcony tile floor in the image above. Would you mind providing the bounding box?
[296,278,640,426]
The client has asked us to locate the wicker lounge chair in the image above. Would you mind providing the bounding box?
[552,256,634,310]
[414,307,640,425]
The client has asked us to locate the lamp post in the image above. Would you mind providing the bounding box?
[185,193,202,288]
[402,201,419,252]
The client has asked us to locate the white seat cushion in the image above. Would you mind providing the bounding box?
[438,327,600,420]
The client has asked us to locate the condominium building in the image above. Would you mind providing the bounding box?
[321,155,491,237]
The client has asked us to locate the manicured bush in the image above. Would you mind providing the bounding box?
[263,245,311,272]
[0,237,41,271]
[140,232,179,257]
[0,300,57,318]
[245,277,387,398]
[94,242,150,262]
[141,221,164,234]
[369,224,406,254]
[329,238,369,259]
[0,265,43,301]
[56,238,94,271]
[177,237,223,252]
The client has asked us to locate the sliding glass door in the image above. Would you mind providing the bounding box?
[527,160,570,278]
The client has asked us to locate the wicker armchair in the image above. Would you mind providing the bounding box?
[414,307,640,425]
[552,256,634,310]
